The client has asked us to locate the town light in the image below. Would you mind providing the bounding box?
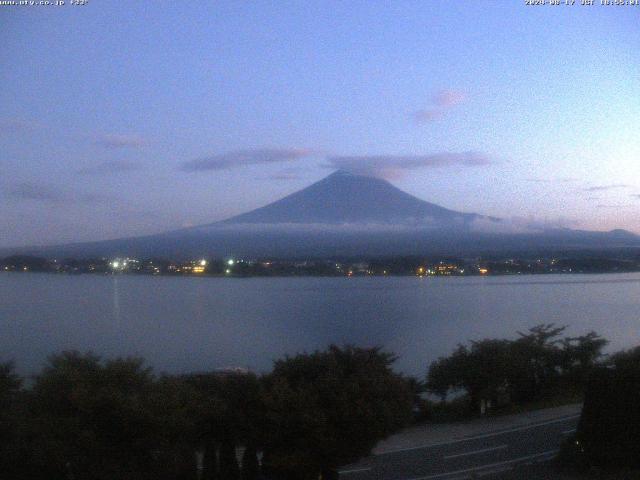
[200,259,207,266]
[227,259,234,266]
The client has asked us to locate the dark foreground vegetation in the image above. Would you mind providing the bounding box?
[489,348,640,480]
[0,346,413,480]
[1,329,638,480]
[427,329,640,478]
[426,324,608,416]
[557,346,640,476]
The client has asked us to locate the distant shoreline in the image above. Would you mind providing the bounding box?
[3,269,640,279]
[3,252,640,279]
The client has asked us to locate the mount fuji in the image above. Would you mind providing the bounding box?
[219,170,487,226]
[4,171,639,259]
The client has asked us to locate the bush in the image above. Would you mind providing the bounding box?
[261,345,413,479]
[0,346,415,480]
[575,367,640,469]
[426,325,607,414]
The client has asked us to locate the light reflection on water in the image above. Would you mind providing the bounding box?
[1,272,639,377]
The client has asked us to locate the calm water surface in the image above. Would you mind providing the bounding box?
[1,272,639,376]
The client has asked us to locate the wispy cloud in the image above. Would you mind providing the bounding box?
[0,124,148,151]
[77,160,141,175]
[471,215,580,234]
[95,134,147,149]
[526,177,577,184]
[411,110,445,123]
[582,184,631,192]
[326,151,490,179]
[181,148,313,172]
[433,89,467,108]
[411,89,467,124]
[268,172,302,181]
[265,167,303,181]
[7,182,109,204]
[525,178,552,184]
[9,183,66,202]
[0,118,41,134]
[597,204,634,209]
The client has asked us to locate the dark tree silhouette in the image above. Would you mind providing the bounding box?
[261,345,413,480]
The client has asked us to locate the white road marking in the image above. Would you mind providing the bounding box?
[443,444,507,460]
[403,450,558,480]
[338,467,372,475]
[378,414,580,455]
[562,428,576,435]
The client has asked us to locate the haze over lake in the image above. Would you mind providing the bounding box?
[2,272,639,377]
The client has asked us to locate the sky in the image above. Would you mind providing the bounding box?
[1,1,639,248]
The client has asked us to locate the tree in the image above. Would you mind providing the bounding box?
[0,361,21,414]
[261,345,413,480]
[559,332,608,384]
[0,362,23,476]
[148,376,206,479]
[465,340,515,410]
[218,441,240,480]
[426,341,514,412]
[426,325,606,411]
[25,351,168,479]
[241,443,260,480]
[610,345,640,374]
[510,324,566,401]
[572,366,640,469]
[183,371,265,479]
[426,345,470,401]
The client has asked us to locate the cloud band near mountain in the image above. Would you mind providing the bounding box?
[77,160,140,175]
[582,184,631,192]
[326,152,491,178]
[181,148,313,172]
[95,134,147,149]
[7,182,108,204]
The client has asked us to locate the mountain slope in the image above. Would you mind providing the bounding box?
[220,170,481,225]
[2,171,639,259]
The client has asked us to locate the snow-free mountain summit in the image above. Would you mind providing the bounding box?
[219,170,483,226]
[5,171,639,259]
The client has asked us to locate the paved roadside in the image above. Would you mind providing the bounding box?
[374,403,582,455]
[483,462,640,480]
[338,404,582,480]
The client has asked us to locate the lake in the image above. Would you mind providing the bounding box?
[1,272,639,377]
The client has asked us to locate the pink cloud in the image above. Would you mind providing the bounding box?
[411,89,467,124]
[432,89,467,107]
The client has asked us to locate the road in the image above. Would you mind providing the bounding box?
[338,413,580,480]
